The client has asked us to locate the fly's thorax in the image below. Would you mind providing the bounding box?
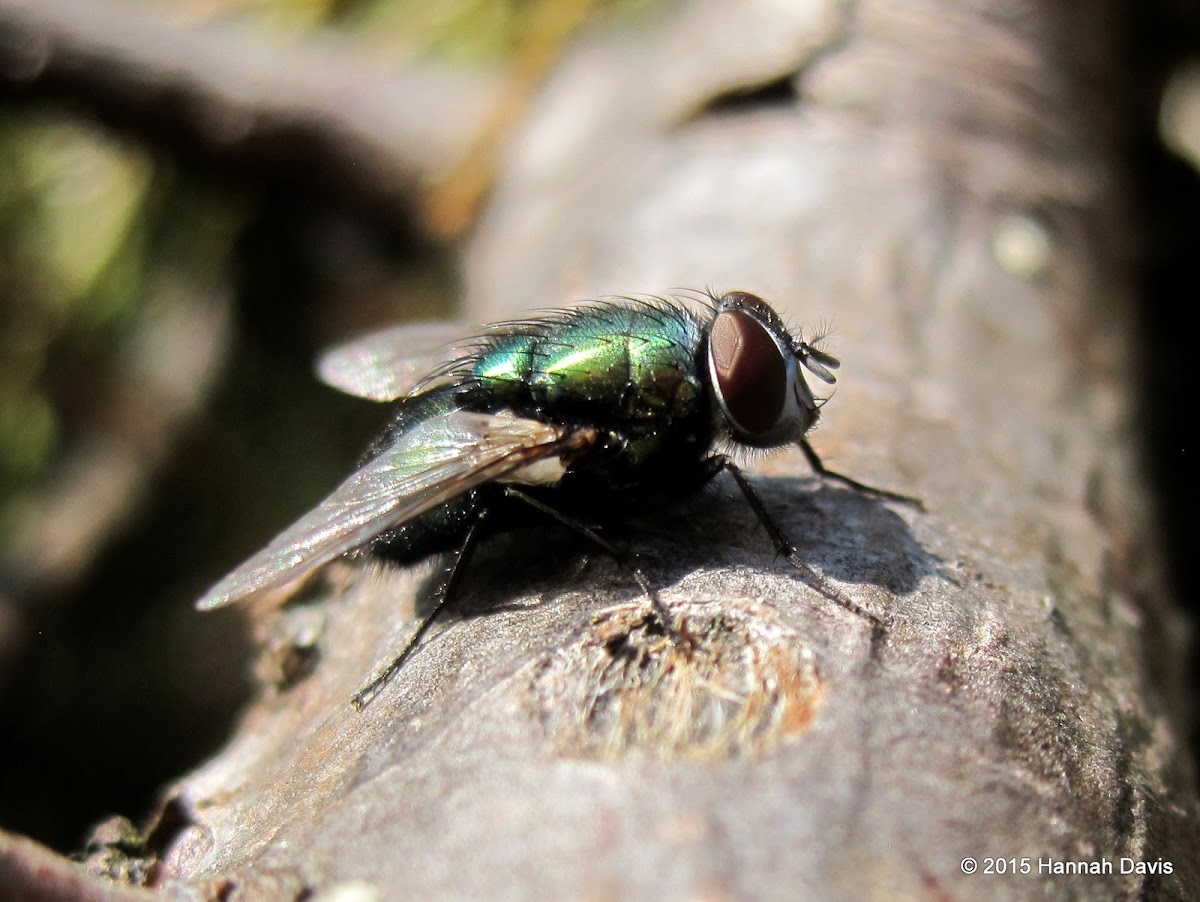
[705,291,837,450]
[468,301,708,432]
[451,300,717,499]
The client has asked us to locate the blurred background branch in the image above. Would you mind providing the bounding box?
[0,0,500,215]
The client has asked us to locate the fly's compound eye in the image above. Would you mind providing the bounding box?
[708,308,787,436]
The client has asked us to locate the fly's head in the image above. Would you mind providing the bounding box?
[705,291,840,450]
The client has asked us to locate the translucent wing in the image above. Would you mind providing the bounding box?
[196,409,596,610]
[316,321,474,401]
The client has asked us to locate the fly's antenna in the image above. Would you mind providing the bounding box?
[796,340,840,385]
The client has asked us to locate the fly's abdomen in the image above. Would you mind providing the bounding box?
[368,488,485,563]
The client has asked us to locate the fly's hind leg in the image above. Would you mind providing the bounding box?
[351,509,490,711]
[705,455,887,650]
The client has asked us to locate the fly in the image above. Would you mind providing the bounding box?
[196,290,922,708]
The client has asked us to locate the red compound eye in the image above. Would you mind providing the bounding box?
[709,308,786,435]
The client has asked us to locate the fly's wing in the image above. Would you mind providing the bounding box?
[316,321,475,401]
[196,410,596,610]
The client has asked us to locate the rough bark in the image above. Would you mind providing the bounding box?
[23,0,1199,899]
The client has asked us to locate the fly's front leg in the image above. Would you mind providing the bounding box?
[799,439,925,510]
[704,455,886,647]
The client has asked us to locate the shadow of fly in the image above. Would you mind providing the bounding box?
[196,290,922,709]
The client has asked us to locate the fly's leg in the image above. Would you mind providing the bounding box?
[351,486,678,710]
[501,487,681,642]
[351,508,490,711]
[799,438,925,510]
[705,456,886,648]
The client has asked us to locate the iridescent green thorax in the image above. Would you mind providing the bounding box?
[464,300,711,487]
